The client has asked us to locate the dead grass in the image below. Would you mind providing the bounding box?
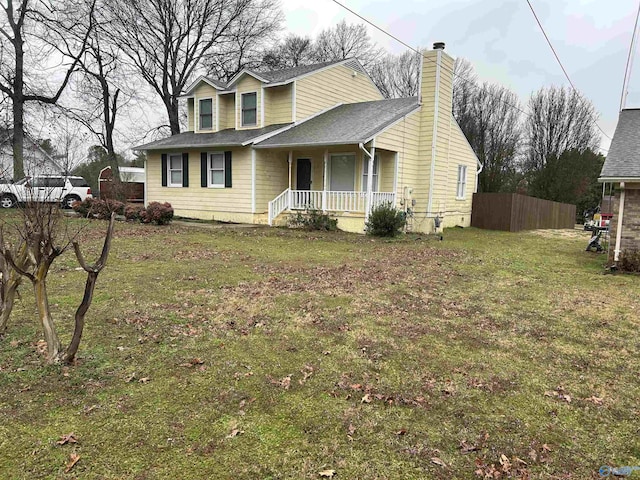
[0,219,638,479]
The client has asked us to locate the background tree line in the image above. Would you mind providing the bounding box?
[1,0,605,213]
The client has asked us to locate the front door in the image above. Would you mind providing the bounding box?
[296,158,312,190]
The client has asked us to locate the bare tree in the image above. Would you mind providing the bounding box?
[452,58,522,193]
[455,83,522,193]
[313,20,382,68]
[369,50,422,99]
[205,0,281,81]
[524,86,600,173]
[0,232,31,334]
[261,34,314,71]
[108,0,282,135]
[3,198,115,363]
[0,0,95,179]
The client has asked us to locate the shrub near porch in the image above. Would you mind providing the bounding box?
[0,223,638,478]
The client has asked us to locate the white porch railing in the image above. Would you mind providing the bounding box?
[371,192,397,209]
[268,189,397,225]
[268,188,289,225]
[291,190,323,210]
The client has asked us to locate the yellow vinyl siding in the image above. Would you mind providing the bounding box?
[235,76,262,130]
[377,150,396,193]
[264,85,293,126]
[295,64,383,121]
[193,84,218,133]
[187,98,194,131]
[146,147,252,219]
[218,93,235,130]
[255,150,289,212]
[375,110,422,210]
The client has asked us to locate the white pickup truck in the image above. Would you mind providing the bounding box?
[0,175,93,209]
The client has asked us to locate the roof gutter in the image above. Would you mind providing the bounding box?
[598,176,640,183]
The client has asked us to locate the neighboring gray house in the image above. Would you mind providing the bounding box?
[0,129,64,181]
[598,109,640,263]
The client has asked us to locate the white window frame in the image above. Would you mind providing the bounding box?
[168,153,183,187]
[362,154,379,192]
[456,164,467,200]
[208,151,225,188]
[241,91,258,127]
[329,152,357,191]
[199,98,213,130]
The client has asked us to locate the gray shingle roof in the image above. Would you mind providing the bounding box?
[600,109,640,179]
[254,97,420,148]
[134,124,290,151]
[254,59,348,84]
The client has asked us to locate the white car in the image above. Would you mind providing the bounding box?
[0,175,93,209]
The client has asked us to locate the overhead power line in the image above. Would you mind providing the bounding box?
[525,0,612,141]
[329,0,531,117]
[620,0,640,111]
[329,0,609,154]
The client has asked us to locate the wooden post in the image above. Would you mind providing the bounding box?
[365,141,376,222]
[323,149,328,212]
[288,150,293,208]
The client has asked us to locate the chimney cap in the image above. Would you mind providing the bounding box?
[433,42,445,50]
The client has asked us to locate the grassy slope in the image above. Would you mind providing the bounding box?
[0,221,638,479]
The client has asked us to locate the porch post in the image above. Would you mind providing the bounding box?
[288,150,293,208]
[323,149,328,212]
[365,140,376,222]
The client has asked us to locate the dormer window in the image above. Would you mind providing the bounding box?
[241,92,257,126]
[199,98,213,129]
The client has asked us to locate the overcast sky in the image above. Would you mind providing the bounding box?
[281,0,640,153]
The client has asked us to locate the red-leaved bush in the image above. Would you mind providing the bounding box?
[73,198,124,219]
[141,202,174,225]
[124,204,145,222]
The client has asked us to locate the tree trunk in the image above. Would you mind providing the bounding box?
[62,271,97,364]
[166,96,181,135]
[33,268,60,363]
[12,23,25,180]
[0,279,20,334]
[63,212,115,364]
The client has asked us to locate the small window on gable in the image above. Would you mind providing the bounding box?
[362,155,379,192]
[169,154,183,187]
[208,152,225,187]
[200,98,213,130]
[456,165,467,199]
[241,92,257,127]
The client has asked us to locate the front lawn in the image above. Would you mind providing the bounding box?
[0,221,637,479]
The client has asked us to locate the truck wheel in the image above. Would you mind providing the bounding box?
[0,195,16,209]
[63,195,81,209]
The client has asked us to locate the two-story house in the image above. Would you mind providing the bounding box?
[136,43,481,233]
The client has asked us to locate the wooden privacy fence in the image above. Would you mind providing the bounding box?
[471,193,576,232]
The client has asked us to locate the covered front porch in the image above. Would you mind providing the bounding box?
[264,145,398,226]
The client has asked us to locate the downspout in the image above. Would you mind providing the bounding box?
[359,141,375,223]
[251,148,256,214]
[614,182,626,262]
[426,49,442,217]
[475,160,483,193]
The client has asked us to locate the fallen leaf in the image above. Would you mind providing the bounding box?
[56,433,78,446]
[459,440,479,453]
[64,453,80,473]
[395,429,407,436]
[361,393,372,404]
[125,372,136,383]
[318,469,336,477]
[542,443,552,452]
[226,428,244,438]
[138,377,150,384]
[584,395,604,405]
[431,457,447,467]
